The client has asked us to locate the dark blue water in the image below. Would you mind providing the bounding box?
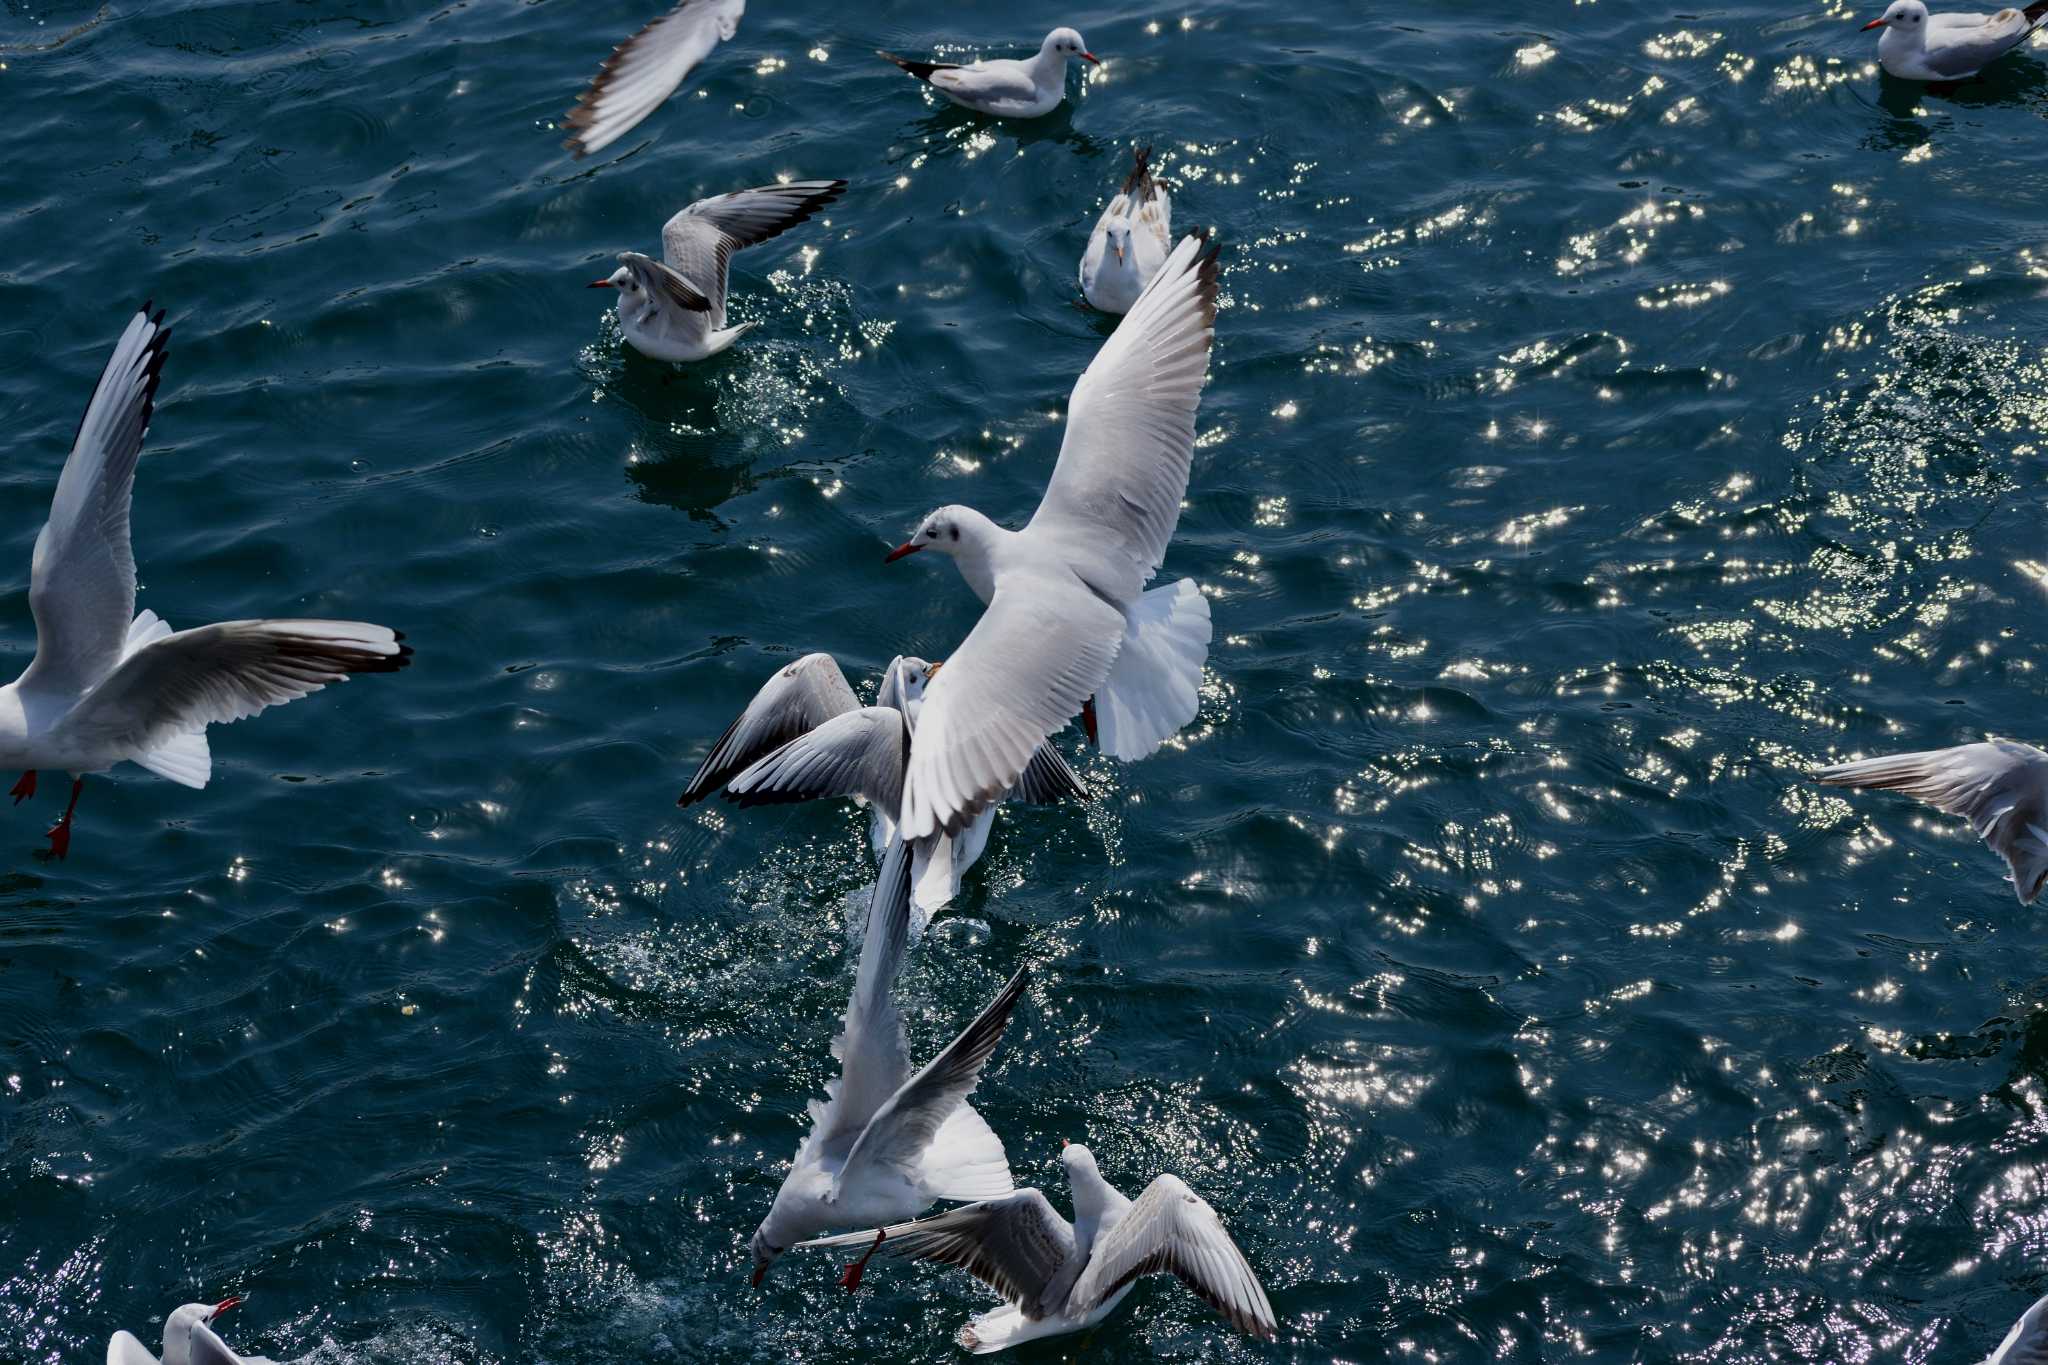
[6,1,2048,1360]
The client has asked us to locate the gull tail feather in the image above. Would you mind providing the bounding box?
[134,728,211,789]
[1094,578,1211,761]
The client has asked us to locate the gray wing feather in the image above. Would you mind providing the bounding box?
[563,0,746,158]
[679,652,858,805]
[1068,1174,1277,1339]
[20,306,171,704]
[662,180,847,313]
[724,706,908,813]
[804,835,916,1152]
[619,251,711,315]
[797,1188,1076,1315]
[1010,741,1088,805]
[1815,740,2048,902]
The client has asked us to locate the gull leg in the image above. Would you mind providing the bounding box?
[839,1228,886,1292]
[1081,698,1099,748]
[9,771,34,805]
[43,778,82,861]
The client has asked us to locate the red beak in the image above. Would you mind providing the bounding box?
[1060,1137,1070,1149]
[1861,16,1886,28]
[1081,51,1101,65]
[587,279,616,289]
[884,542,923,563]
[213,1297,242,1316]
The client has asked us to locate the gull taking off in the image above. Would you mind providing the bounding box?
[591,179,846,362]
[1,308,410,860]
[107,1296,277,1365]
[1815,738,2048,903]
[1861,0,2048,79]
[1080,146,1173,315]
[883,234,1218,840]
[563,0,745,158]
[750,838,1025,1285]
[678,652,1085,916]
[878,29,1098,119]
[799,1141,1277,1353]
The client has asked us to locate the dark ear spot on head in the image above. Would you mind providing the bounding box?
[950,526,960,541]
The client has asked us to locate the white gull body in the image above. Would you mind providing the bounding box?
[749,838,1024,1284]
[563,0,745,158]
[878,28,1098,119]
[107,1297,277,1365]
[0,307,410,859]
[883,234,1219,840]
[678,653,1085,916]
[1816,738,2048,902]
[1863,0,2048,78]
[594,179,845,363]
[799,1142,1278,1353]
[1080,146,1173,315]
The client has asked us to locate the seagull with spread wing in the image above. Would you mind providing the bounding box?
[591,179,846,363]
[882,234,1218,841]
[798,1140,1277,1353]
[107,1296,277,1365]
[678,652,1085,916]
[563,0,746,159]
[750,837,1026,1286]
[1815,738,2048,903]
[0,307,410,859]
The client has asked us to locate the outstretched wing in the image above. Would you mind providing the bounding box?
[58,620,410,755]
[725,706,908,813]
[563,0,746,158]
[1069,1174,1277,1339]
[797,1188,1076,1316]
[1010,742,1087,805]
[801,835,916,1156]
[190,1321,280,1365]
[1026,234,1218,602]
[662,180,846,313]
[1815,739,2048,903]
[679,652,858,805]
[835,967,1028,1195]
[19,306,172,705]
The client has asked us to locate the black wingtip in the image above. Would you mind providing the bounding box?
[877,48,944,81]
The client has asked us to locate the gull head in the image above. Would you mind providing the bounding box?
[886,506,975,562]
[163,1298,240,1365]
[1043,26,1099,65]
[879,655,935,710]
[748,1224,786,1287]
[1059,1140,1099,1176]
[588,264,641,304]
[1105,219,1134,266]
[1863,0,1926,31]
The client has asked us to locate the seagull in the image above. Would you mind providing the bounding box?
[797,1141,1277,1354]
[107,1296,278,1365]
[1080,146,1173,315]
[678,652,1085,915]
[877,28,1098,119]
[882,234,1217,840]
[1,307,410,860]
[590,179,846,362]
[563,0,745,158]
[750,836,1026,1287]
[1985,1290,2048,1364]
[1815,739,2048,903]
[1861,0,2048,79]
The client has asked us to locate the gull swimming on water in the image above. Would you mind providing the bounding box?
[750,837,1025,1286]
[1860,0,2048,79]
[1,307,411,859]
[1815,738,2048,903]
[798,1141,1277,1353]
[591,179,846,362]
[563,0,745,158]
[882,234,1218,840]
[678,652,1085,916]
[878,29,1098,119]
[1080,146,1173,315]
[107,1296,277,1365]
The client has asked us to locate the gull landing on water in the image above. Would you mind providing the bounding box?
[563,0,745,158]
[798,1142,1277,1354]
[591,179,846,363]
[749,838,1026,1287]
[883,234,1219,840]
[1080,146,1173,315]
[1,308,410,860]
[1861,0,2048,79]
[878,28,1098,119]
[677,652,1085,917]
[107,1297,278,1365]
[1814,738,2048,902]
